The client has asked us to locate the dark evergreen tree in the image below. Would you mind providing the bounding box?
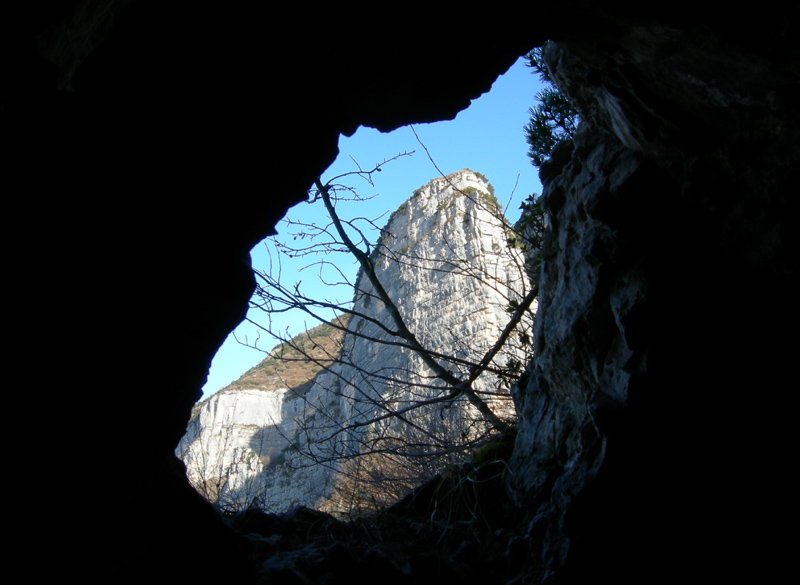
[523,45,579,167]
[515,46,580,279]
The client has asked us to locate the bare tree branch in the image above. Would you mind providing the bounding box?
[181,144,545,518]
[315,177,511,432]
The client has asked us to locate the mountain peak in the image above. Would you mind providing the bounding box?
[178,172,533,516]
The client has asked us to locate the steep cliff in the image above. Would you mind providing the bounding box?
[178,169,534,515]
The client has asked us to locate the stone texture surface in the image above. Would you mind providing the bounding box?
[506,20,799,584]
[178,170,533,514]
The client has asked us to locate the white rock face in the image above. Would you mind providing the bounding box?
[177,169,534,514]
[177,389,289,505]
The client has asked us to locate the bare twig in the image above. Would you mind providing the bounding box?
[315,177,511,432]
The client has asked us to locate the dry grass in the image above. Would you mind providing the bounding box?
[231,315,350,394]
[189,316,349,421]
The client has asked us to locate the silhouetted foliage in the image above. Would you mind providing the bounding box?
[524,45,580,167]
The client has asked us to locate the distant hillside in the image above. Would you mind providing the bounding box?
[190,315,349,420]
[227,315,350,394]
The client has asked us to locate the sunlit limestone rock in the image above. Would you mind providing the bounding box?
[177,169,535,514]
[177,389,289,505]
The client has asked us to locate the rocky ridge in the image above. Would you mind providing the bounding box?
[177,169,534,515]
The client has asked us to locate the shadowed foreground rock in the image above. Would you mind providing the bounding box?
[226,433,523,585]
[507,26,798,582]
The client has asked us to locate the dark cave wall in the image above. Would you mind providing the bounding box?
[509,16,798,583]
[4,2,797,582]
[4,2,548,582]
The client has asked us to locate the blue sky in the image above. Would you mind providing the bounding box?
[200,56,546,400]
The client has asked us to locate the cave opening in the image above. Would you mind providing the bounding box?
[203,55,546,399]
[177,53,550,518]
